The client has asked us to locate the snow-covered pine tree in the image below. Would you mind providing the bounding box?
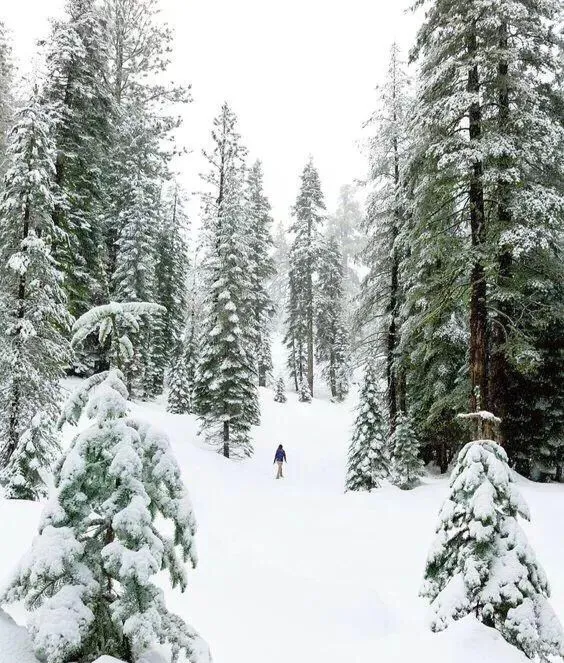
[270,221,290,329]
[316,235,350,401]
[112,177,158,397]
[0,20,14,176]
[285,158,326,397]
[389,412,424,489]
[194,103,258,458]
[421,411,564,660]
[357,43,412,434]
[327,184,363,303]
[0,94,71,500]
[41,0,114,319]
[297,376,312,403]
[410,0,564,473]
[151,184,190,395]
[246,160,275,387]
[346,364,388,491]
[273,377,287,403]
[1,301,211,663]
[167,323,197,415]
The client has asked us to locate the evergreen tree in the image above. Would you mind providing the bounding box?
[41,0,114,318]
[0,95,71,500]
[346,365,388,491]
[1,302,211,663]
[286,158,326,396]
[246,160,275,387]
[410,0,564,472]
[421,412,564,660]
[270,221,290,328]
[327,184,363,302]
[167,324,197,415]
[297,376,312,403]
[316,235,350,401]
[389,412,424,489]
[194,103,258,458]
[273,377,287,403]
[151,184,190,394]
[357,44,412,433]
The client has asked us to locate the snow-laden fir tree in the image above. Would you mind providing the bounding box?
[41,0,113,319]
[273,377,287,403]
[0,94,71,500]
[421,412,564,660]
[297,376,312,403]
[389,412,424,489]
[246,160,275,387]
[327,184,363,303]
[1,301,211,663]
[167,323,197,415]
[270,221,290,328]
[346,364,388,491]
[285,158,326,396]
[194,103,258,458]
[152,184,190,395]
[112,178,158,398]
[316,235,350,402]
[410,0,564,472]
[357,43,412,434]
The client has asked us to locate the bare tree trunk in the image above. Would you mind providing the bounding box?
[223,420,230,458]
[467,25,489,429]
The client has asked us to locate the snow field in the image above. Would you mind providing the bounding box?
[2,383,564,663]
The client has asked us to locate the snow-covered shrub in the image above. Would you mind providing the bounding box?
[389,412,424,489]
[1,303,211,663]
[273,378,287,403]
[420,427,564,660]
[346,365,388,491]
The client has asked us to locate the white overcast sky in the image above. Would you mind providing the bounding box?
[2,0,419,221]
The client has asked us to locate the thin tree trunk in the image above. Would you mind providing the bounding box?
[467,25,489,430]
[489,20,511,445]
[223,420,230,458]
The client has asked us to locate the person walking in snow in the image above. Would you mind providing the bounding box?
[273,444,287,479]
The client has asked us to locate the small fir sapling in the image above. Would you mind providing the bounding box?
[420,410,564,660]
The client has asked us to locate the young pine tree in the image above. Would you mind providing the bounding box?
[297,376,312,403]
[389,412,424,489]
[1,302,211,663]
[194,103,258,458]
[316,235,350,402]
[286,158,326,396]
[421,412,564,660]
[0,95,71,500]
[346,365,388,491]
[273,377,287,403]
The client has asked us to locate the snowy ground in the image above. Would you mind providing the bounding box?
[2,377,564,663]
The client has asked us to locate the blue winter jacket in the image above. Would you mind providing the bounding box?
[274,449,286,462]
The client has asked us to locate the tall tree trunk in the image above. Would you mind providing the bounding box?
[489,20,511,446]
[467,25,489,428]
[223,420,230,458]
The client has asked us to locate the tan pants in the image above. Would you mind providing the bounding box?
[276,461,284,479]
